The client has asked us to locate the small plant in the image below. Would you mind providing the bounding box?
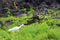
[7,9,11,16]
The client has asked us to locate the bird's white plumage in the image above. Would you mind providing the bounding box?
[8,24,24,32]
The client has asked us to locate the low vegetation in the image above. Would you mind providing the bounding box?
[0,9,60,40]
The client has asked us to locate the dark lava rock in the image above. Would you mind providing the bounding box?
[56,24,60,26]
[56,0,60,3]
[0,21,3,27]
[24,14,40,25]
[4,20,13,27]
[30,0,44,7]
[56,3,60,9]
[36,2,48,15]
[45,0,56,5]
[19,2,30,9]
[50,2,57,9]
[0,0,60,17]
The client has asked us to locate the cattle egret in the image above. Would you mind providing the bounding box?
[8,24,24,32]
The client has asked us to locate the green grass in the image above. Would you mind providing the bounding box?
[0,19,60,40]
[0,9,60,40]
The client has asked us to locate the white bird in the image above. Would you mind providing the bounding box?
[8,24,25,32]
